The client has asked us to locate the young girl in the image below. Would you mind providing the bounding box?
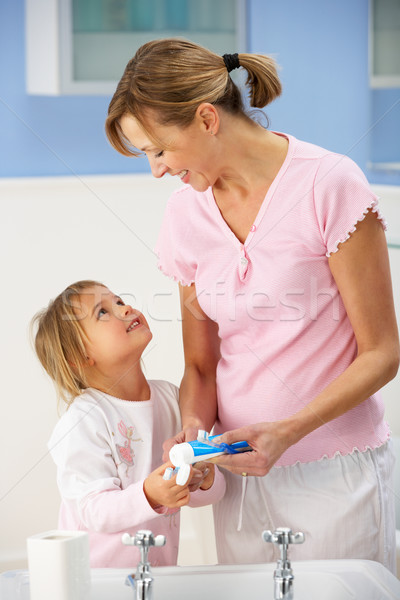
[32,280,225,568]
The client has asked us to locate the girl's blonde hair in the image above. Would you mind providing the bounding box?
[31,280,105,408]
[105,38,282,156]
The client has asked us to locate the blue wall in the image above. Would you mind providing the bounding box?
[1,0,399,184]
[249,0,400,186]
[0,0,149,177]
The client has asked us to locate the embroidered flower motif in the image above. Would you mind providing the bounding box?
[115,419,141,476]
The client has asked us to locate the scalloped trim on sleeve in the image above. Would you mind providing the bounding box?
[156,259,194,287]
[326,198,388,258]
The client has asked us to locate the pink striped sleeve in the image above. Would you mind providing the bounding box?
[313,154,387,257]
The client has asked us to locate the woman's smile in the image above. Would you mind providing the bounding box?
[178,169,189,183]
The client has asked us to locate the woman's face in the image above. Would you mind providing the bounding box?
[119,111,218,193]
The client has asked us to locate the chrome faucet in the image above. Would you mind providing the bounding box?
[262,527,305,600]
[122,530,166,600]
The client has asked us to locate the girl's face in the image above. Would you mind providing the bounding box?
[119,110,219,193]
[75,285,152,370]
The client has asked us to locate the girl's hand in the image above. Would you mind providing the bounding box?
[143,462,193,509]
[188,461,215,491]
[162,427,200,462]
[213,421,293,477]
[198,462,215,490]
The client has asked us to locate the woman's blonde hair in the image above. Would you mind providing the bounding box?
[105,38,282,156]
[31,280,105,408]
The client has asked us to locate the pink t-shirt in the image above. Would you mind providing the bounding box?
[155,133,390,466]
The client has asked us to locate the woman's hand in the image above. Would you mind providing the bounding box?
[213,421,293,477]
[143,462,193,509]
[162,426,200,462]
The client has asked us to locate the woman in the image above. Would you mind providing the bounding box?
[105,39,399,571]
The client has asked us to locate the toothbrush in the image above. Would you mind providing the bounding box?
[162,464,191,486]
[169,430,251,467]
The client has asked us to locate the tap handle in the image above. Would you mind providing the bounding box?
[153,534,167,547]
[262,527,305,545]
[122,530,166,564]
[262,527,305,561]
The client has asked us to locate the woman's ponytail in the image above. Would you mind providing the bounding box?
[238,53,282,108]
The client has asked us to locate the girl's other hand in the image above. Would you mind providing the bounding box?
[198,462,215,491]
[188,461,215,491]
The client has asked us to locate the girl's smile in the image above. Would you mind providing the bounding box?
[126,317,141,332]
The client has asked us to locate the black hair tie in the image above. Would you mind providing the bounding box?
[222,53,240,73]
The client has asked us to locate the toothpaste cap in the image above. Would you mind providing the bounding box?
[169,442,195,467]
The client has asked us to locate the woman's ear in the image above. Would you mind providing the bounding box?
[196,102,219,135]
[85,356,95,367]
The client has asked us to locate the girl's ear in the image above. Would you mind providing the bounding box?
[68,356,94,368]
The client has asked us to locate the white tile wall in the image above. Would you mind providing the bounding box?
[0,178,399,571]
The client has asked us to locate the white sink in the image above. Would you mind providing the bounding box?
[1,559,400,599]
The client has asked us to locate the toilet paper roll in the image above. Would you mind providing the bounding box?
[27,530,90,600]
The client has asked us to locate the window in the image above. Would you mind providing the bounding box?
[26,0,247,95]
[369,0,400,88]
[368,0,400,172]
